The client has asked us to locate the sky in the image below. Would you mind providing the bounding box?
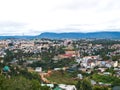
[0,0,120,35]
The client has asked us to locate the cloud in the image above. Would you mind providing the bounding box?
[0,0,120,35]
[56,0,98,10]
[0,21,28,35]
[0,21,26,27]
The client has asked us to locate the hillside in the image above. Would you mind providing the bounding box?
[0,32,120,39]
[38,32,120,39]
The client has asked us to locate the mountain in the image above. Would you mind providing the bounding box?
[0,32,120,39]
[38,32,120,39]
[0,36,35,39]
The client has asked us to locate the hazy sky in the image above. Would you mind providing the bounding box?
[0,0,120,35]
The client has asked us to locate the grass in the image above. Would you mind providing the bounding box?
[47,71,78,85]
[91,74,119,84]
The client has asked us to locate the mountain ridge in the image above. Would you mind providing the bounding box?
[37,31,120,39]
[0,31,120,39]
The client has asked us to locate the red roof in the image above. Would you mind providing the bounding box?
[63,54,74,57]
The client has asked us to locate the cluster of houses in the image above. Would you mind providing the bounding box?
[77,56,118,68]
[41,84,77,90]
[76,55,119,76]
[0,39,120,90]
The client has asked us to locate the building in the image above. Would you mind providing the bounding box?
[35,67,42,73]
[58,84,76,90]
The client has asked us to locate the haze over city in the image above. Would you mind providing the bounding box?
[0,0,120,35]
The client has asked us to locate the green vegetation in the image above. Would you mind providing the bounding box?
[93,86,109,90]
[76,78,92,90]
[47,71,78,85]
[111,55,120,61]
[0,75,50,90]
[1,38,120,90]
[91,74,119,84]
[0,63,50,90]
[4,49,14,62]
[90,39,120,46]
[28,58,76,70]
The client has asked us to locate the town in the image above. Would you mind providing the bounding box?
[0,38,120,90]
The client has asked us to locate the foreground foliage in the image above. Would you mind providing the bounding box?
[0,75,50,90]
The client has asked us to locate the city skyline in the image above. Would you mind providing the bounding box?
[0,0,120,35]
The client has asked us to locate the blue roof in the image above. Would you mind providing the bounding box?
[53,87,62,90]
[3,66,10,72]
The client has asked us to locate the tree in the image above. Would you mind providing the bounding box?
[76,80,82,90]
[93,86,109,90]
[76,78,92,90]
[82,78,92,90]
[4,49,14,62]
[0,75,50,90]
[0,75,6,90]
[112,78,120,87]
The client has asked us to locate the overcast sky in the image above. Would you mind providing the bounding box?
[0,0,120,35]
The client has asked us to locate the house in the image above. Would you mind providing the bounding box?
[77,74,83,79]
[54,68,62,71]
[103,72,111,75]
[41,84,54,88]
[98,68,107,72]
[52,56,59,61]
[115,71,120,77]
[35,67,42,73]
[78,68,87,72]
[91,80,96,85]
[90,62,96,68]
[113,61,118,67]
[53,86,62,90]
[65,50,76,55]
[76,58,82,63]
[0,60,3,63]
[58,84,77,90]
[105,63,112,68]
[58,54,75,59]
[3,66,10,72]
[27,67,34,72]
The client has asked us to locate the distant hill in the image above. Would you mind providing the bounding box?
[0,36,35,39]
[0,32,120,39]
[38,32,120,39]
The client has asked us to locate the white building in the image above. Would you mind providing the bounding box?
[77,74,83,79]
[35,67,42,73]
[113,61,118,67]
[58,84,76,90]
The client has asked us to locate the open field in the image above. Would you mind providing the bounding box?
[47,71,78,85]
